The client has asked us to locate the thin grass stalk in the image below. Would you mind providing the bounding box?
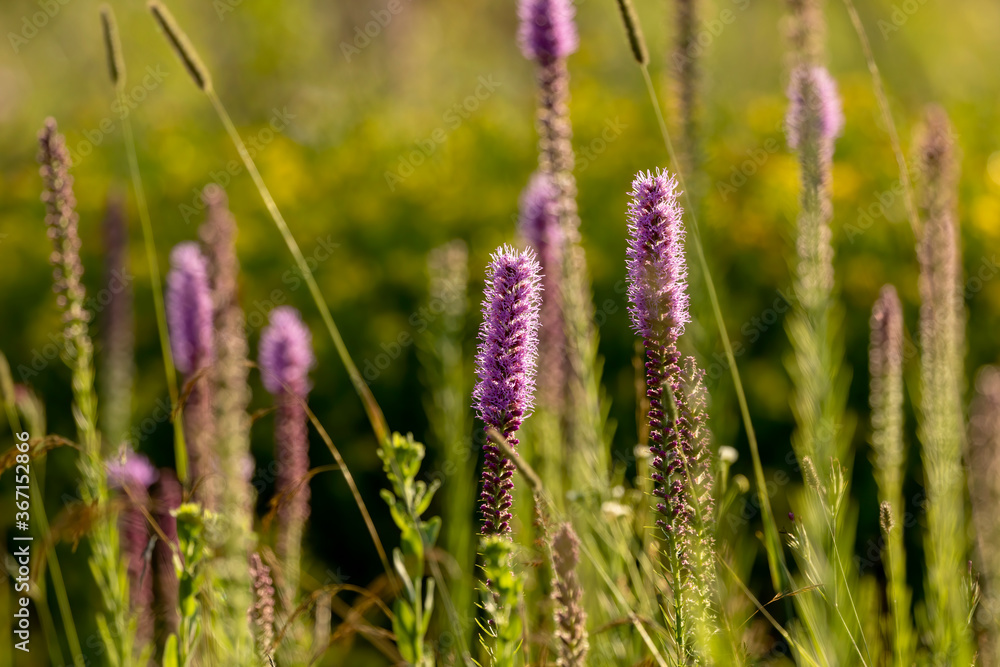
[147,0,389,447]
[839,0,920,239]
[915,105,973,664]
[101,5,188,483]
[868,285,914,666]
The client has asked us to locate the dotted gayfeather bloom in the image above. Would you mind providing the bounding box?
[151,469,181,652]
[517,0,578,64]
[785,65,843,154]
[625,169,715,639]
[785,0,825,67]
[785,65,842,306]
[198,185,255,650]
[915,105,972,664]
[248,552,276,660]
[518,172,565,411]
[259,306,314,603]
[166,242,214,375]
[869,285,905,508]
[869,285,914,663]
[38,119,90,350]
[166,242,218,507]
[109,452,158,644]
[551,523,588,667]
[626,170,689,345]
[519,0,604,488]
[473,245,541,535]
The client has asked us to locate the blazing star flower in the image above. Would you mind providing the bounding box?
[108,451,159,491]
[166,242,214,375]
[107,451,157,643]
[249,552,276,658]
[625,169,715,619]
[785,65,843,152]
[626,169,689,345]
[474,245,542,535]
[518,172,565,409]
[259,306,315,397]
[166,241,217,505]
[259,306,314,600]
[517,0,578,64]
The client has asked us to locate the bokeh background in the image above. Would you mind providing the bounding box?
[1,0,999,663]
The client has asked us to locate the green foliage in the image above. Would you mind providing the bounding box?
[172,502,214,666]
[477,537,523,667]
[379,432,441,666]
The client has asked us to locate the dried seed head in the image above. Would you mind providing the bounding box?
[880,500,895,535]
[802,455,822,493]
[100,5,126,89]
[614,0,648,66]
[148,0,212,92]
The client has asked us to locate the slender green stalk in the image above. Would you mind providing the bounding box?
[839,0,920,239]
[205,91,389,443]
[102,4,188,483]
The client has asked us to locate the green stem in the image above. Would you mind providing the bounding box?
[117,89,189,483]
[206,91,390,446]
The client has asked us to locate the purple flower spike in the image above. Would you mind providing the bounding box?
[785,65,843,151]
[625,170,715,612]
[518,0,578,63]
[518,173,565,408]
[259,306,314,600]
[474,245,542,535]
[166,242,214,375]
[259,306,315,397]
[108,451,159,491]
[626,169,689,345]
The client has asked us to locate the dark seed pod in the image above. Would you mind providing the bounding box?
[148,0,212,92]
[614,0,648,66]
[100,5,126,89]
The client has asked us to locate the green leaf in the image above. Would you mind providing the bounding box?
[420,516,442,549]
[162,635,179,667]
[392,598,418,662]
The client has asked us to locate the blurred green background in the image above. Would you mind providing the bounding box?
[1,0,999,663]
